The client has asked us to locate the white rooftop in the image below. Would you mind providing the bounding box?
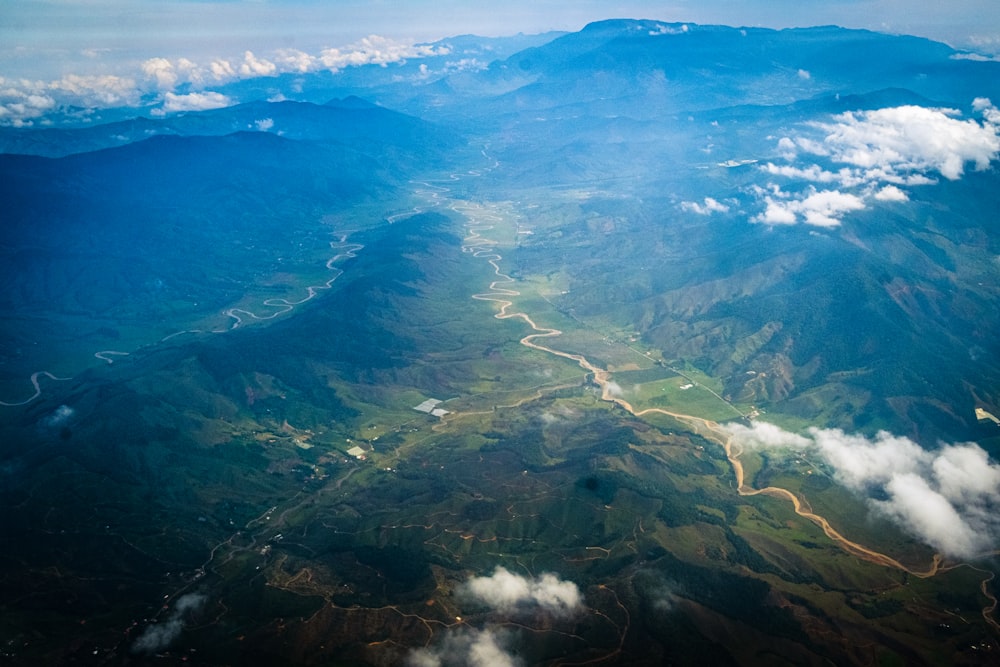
[414,398,442,413]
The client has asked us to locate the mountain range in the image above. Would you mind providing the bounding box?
[1,20,998,667]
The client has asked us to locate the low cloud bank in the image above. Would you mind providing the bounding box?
[140,36,450,94]
[0,36,452,126]
[725,421,1000,558]
[0,73,140,126]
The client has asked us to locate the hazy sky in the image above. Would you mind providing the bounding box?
[3,0,999,78]
[1,0,998,126]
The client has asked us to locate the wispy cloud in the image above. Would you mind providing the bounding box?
[951,52,1000,62]
[725,421,1000,558]
[43,404,75,428]
[680,197,730,215]
[132,593,207,654]
[649,23,690,36]
[635,570,682,612]
[604,381,625,397]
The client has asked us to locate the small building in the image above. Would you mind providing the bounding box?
[347,446,366,459]
[414,398,449,417]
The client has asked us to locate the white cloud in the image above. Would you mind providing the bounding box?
[777,136,798,161]
[239,50,277,77]
[0,73,140,126]
[634,571,683,612]
[725,422,1000,559]
[806,105,1000,181]
[0,85,55,127]
[209,59,236,81]
[273,49,316,73]
[0,35,451,125]
[873,184,908,201]
[681,197,730,215]
[724,421,810,449]
[318,35,450,72]
[973,97,994,112]
[142,57,180,90]
[797,69,811,80]
[408,568,582,666]
[81,48,109,59]
[952,52,1000,62]
[444,58,488,73]
[161,91,232,113]
[43,404,75,428]
[757,199,799,225]
[756,101,1000,227]
[753,186,864,227]
[761,163,866,187]
[407,628,521,667]
[974,97,1000,125]
[763,163,835,182]
[132,593,206,654]
[798,189,865,227]
[254,117,274,131]
[649,23,689,36]
[462,567,582,617]
[51,74,138,106]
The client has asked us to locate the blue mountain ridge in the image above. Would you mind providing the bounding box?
[0,96,459,158]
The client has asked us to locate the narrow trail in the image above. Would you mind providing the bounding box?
[460,199,953,582]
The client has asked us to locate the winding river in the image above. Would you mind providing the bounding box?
[453,176,959,582]
[0,233,363,406]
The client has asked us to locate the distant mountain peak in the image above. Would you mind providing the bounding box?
[324,95,378,109]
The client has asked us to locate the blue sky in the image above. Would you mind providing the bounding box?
[1,0,998,125]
